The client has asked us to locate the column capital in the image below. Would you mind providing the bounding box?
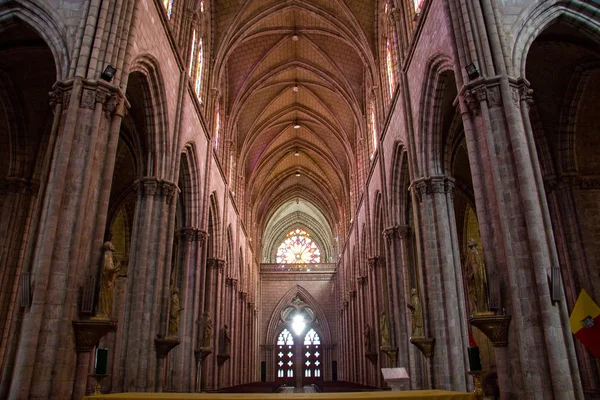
[195,229,208,244]
[411,176,454,202]
[207,257,225,270]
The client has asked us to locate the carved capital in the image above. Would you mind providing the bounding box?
[160,181,178,204]
[177,227,196,243]
[103,93,120,117]
[195,230,208,244]
[518,82,534,106]
[135,177,159,197]
[80,87,96,109]
[207,258,225,270]
[411,176,453,201]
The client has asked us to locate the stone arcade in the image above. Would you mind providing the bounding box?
[0,0,599,399]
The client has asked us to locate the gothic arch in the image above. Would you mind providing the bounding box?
[512,2,600,78]
[417,54,455,177]
[128,54,171,178]
[265,285,332,345]
[207,192,220,258]
[0,3,69,79]
[179,143,202,227]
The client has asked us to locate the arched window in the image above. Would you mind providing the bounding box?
[277,329,294,379]
[194,38,203,98]
[303,329,321,379]
[276,229,321,264]
[189,30,204,102]
[370,100,378,159]
[386,37,395,98]
[163,0,174,18]
[214,100,221,151]
[414,0,424,14]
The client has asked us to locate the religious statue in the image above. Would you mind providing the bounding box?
[380,311,391,348]
[222,324,231,355]
[197,312,212,349]
[168,285,183,337]
[363,324,372,353]
[464,238,489,313]
[95,241,121,319]
[407,288,424,337]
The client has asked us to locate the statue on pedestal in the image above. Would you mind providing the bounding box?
[407,288,424,337]
[363,324,371,352]
[380,311,391,348]
[168,285,183,337]
[95,241,120,319]
[464,238,489,313]
[222,324,231,355]
[197,312,212,349]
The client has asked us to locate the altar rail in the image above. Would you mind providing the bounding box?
[84,390,474,399]
[260,263,337,273]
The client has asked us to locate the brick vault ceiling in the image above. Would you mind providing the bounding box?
[213,0,377,254]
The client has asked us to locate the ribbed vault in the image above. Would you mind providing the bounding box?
[213,0,377,256]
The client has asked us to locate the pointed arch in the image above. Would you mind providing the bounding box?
[265,285,332,344]
[129,54,171,178]
[0,3,69,79]
[512,3,600,77]
[207,191,221,258]
[417,54,455,176]
[179,143,202,228]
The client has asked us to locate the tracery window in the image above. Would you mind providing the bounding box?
[194,38,203,97]
[414,0,424,14]
[386,37,395,98]
[163,0,174,18]
[277,329,294,379]
[303,329,321,379]
[370,100,378,158]
[276,229,321,264]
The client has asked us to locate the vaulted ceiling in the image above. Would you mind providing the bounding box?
[212,0,379,261]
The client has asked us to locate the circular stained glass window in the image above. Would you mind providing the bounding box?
[276,229,321,264]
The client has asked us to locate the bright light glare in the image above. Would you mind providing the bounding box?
[292,315,306,335]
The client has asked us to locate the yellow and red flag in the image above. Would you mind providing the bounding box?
[570,289,600,359]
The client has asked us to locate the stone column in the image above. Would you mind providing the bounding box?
[412,176,469,391]
[2,81,124,400]
[118,178,177,392]
[204,257,224,390]
[462,79,582,398]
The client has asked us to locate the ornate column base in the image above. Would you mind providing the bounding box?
[467,371,485,400]
[380,346,398,363]
[409,337,435,358]
[154,337,181,359]
[468,314,511,347]
[89,374,110,395]
[365,351,378,364]
[72,319,118,352]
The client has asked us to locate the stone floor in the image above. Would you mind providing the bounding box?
[279,386,317,393]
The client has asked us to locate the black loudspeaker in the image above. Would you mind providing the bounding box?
[261,361,266,382]
[332,361,338,381]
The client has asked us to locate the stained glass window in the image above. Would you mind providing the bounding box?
[303,329,321,345]
[276,229,321,264]
[189,30,197,76]
[214,100,221,151]
[195,38,203,99]
[277,329,294,380]
[370,100,377,158]
[163,0,174,18]
[386,38,395,98]
[414,0,424,14]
